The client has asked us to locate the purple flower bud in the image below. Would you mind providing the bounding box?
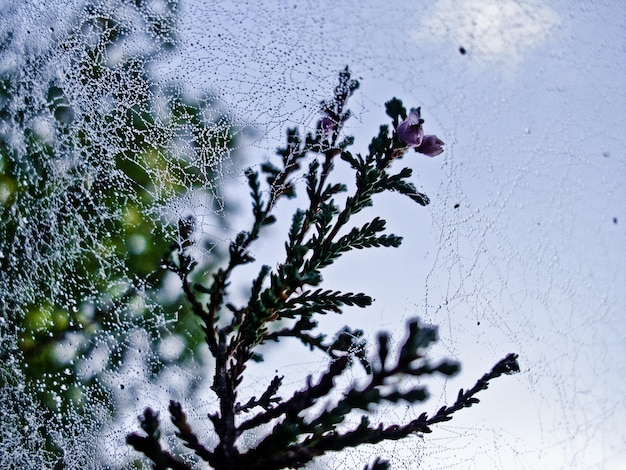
[318,117,336,138]
[416,135,445,157]
[397,109,445,157]
[397,111,424,147]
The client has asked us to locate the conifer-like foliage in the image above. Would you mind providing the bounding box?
[127,68,520,469]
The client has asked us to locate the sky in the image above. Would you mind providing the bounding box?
[165,1,626,468]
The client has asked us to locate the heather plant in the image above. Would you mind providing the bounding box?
[127,68,519,470]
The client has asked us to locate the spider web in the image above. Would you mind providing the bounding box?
[1,0,625,469]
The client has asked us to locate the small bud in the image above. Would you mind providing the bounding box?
[317,116,336,139]
[416,135,445,157]
[178,215,196,249]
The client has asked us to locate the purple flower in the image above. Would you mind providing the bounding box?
[318,116,336,138]
[397,111,424,147]
[397,110,444,157]
[416,135,445,157]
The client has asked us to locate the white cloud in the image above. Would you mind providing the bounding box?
[412,0,560,68]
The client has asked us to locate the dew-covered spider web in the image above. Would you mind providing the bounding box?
[1,0,625,469]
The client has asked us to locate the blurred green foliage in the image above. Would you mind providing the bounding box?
[0,0,236,452]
